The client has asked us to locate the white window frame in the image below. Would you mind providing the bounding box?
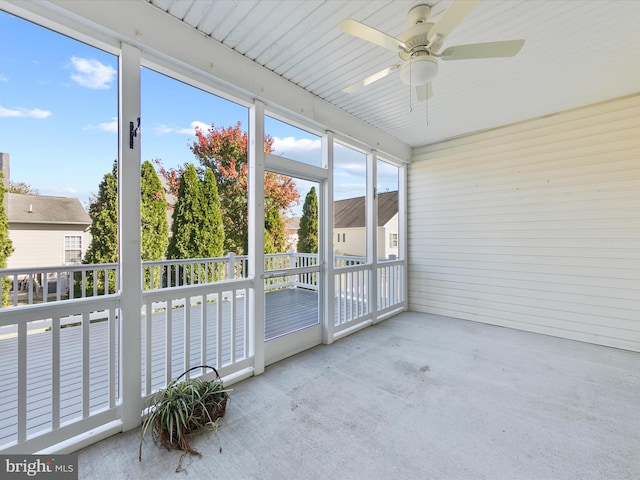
[390,233,398,247]
[63,234,82,264]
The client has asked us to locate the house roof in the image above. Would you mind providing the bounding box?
[286,216,300,232]
[7,193,91,225]
[334,191,398,229]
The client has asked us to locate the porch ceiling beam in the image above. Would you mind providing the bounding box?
[14,0,411,163]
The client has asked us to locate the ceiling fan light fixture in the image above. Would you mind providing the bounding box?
[399,55,438,86]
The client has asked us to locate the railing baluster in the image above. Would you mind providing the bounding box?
[52,315,61,430]
[82,311,90,419]
[166,299,173,386]
[28,274,34,305]
[201,294,207,367]
[109,307,116,408]
[145,302,152,396]
[17,321,27,443]
[12,275,18,306]
[216,292,223,369]
[229,290,236,363]
[184,296,191,373]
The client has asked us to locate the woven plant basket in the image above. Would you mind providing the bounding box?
[139,365,229,460]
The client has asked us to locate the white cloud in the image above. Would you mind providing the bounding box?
[41,186,79,196]
[0,106,52,119]
[83,117,117,132]
[153,124,175,135]
[153,121,209,135]
[97,117,117,132]
[177,121,210,135]
[272,136,321,153]
[70,56,116,89]
[0,74,7,82]
[335,162,366,175]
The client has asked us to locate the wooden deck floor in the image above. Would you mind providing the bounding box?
[0,288,318,448]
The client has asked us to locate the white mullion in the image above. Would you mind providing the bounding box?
[367,151,378,320]
[248,100,266,375]
[119,42,142,431]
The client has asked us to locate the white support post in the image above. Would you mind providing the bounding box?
[367,151,379,322]
[248,100,266,375]
[399,163,409,311]
[322,131,335,344]
[119,42,142,431]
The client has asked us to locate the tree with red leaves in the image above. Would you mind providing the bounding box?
[157,122,299,254]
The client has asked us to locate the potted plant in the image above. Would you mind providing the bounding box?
[138,365,230,461]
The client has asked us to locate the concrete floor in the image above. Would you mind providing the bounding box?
[78,312,640,480]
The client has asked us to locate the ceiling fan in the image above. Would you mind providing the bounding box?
[339,0,525,100]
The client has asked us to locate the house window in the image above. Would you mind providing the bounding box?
[390,233,398,247]
[64,235,82,264]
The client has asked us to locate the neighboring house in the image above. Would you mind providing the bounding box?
[7,193,91,269]
[334,190,398,259]
[284,216,300,251]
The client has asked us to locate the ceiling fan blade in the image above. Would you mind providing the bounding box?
[439,39,525,60]
[343,65,401,93]
[427,0,480,44]
[416,83,433,102]
[340,19,407,53]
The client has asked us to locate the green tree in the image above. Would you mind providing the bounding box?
[8,181,39,195]
[167,164,226,284]
[200,168,225,280]
[264,205,285,253]
[84,160,171,293]
[83,160,119,294]
[297,186,318,253]
[141,160,169,288]
[0,173,15,306]
[199,168,225,259]
[167,164,201,262]
[189,122,299,254]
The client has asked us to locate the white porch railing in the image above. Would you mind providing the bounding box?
[376,259,404,315]
[335,263,370,328]
[141,279,252,397]
[333,258,405,336]
[264,252,319,291]
[0,296,120,453]
[0,252,330,307]
[0,263,119,306]
[0,252,405,453]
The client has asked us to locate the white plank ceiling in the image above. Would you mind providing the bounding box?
[150,0,640,148]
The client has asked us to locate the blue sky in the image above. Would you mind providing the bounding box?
[0,10,397,213]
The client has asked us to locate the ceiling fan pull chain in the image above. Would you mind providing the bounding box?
[426,93,429,125]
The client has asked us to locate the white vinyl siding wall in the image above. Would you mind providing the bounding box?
[408,94,640,352]
[7,224,91,269]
